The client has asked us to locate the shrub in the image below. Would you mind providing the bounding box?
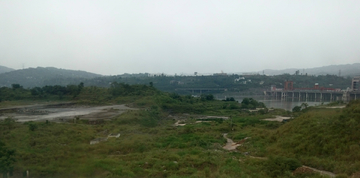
[292,106,301,112]
[1,118,16,130]
[265,156,302,177]
[0,141,16,176]
[258,108,268,115]
[28,122,38,131]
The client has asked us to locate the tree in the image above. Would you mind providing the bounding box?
[2,118,15,130]
[28,122,37,131]
[200,94,214,101]
[0,141,16,177]
[11,84,22,90]
[241,98,250,105]
[225,97,235,101]
[300,103,308,110]
[206,94,214,101]
[78,82,84,92]
[292,106,301,112]
[70,82,84,98]
[30,87,43,96]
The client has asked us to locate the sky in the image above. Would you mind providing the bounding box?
[1,0,360,75]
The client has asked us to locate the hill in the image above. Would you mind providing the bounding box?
[82,73,352,95]
[257,100,360,175]
[263,63,360,77]
[0,67,101,88]
[0,65,15,74]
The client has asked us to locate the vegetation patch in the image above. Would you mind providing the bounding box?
[0,82,359,177]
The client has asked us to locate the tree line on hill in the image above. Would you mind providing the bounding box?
[0,65,354,95]
[0,82,268,112]
[0,83,84,101]
[81,73,352,95]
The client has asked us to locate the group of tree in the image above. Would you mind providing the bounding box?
[0,141,15,177]
[0,71,352,97]
[109,82,157,97]
[31,82,84,98]
[0,119,16,177]
[240,98,266,109]
[0,82,85,101]
[292,103,309,112]
[79,73,352,95]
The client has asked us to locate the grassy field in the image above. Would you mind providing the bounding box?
[1,85,359,177]
[1,105,339,177]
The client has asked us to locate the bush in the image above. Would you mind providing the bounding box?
[0,141,16,175]
[28,122,38,131]
[258,108,268,115]
[265,156,302,177]
[335,174,348,178]
[292,106,301,112]
[1,118,16,130]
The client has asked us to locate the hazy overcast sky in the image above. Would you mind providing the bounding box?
[1,1,359,75]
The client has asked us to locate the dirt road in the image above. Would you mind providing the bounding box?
[222,133,246,151]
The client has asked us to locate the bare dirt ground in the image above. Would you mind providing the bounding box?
[263,115,291,122]
[302,166,336,177]
[325,105,346,109]
[222,133,249,151]
[173,120,186,126]
[171,115,229,126]
[198,116,229,120]
[0,103,137,122]
[195,121,212,123]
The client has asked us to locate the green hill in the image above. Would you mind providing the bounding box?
[83,73,352,94]
[263,63,360,77]
[0,67,101,88]
[0,65,14,74]
[261,100,360,175]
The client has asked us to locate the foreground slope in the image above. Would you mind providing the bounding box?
[0,84,285,178]
[263,100,360,175]
[1,83,359,177]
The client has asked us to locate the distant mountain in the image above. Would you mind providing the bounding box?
[263,63,360,77]
[0,67,102,88]
[0,65,15,74]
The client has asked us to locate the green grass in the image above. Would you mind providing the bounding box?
[238,100,360,176]
[2,86,358,177]
[0,107,293,177]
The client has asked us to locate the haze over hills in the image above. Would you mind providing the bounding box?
[262,63,360,77]
[0,67,101,88]
[0,63,358,88]
[0,65,15,74]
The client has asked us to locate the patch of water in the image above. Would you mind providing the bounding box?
[0,104,137,122]
[215,95,329,110]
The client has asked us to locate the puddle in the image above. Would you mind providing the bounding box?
[0,104,137,122]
